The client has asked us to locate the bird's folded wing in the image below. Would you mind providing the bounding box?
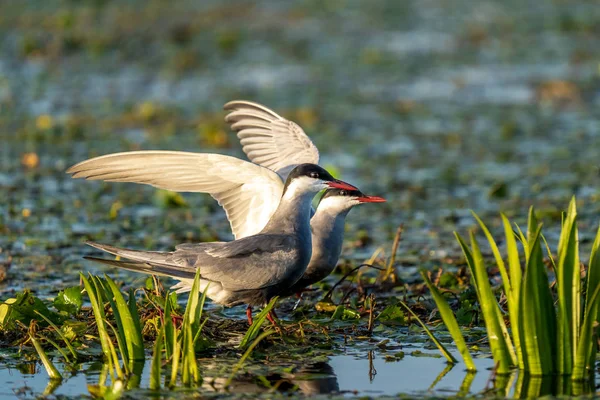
[176,235,297,291]
[85,241,200,280]
[67,151,284,239]
[86,238,297,292]
[203,234,295,258]
[84,256,197,280]
[224,100,320,179]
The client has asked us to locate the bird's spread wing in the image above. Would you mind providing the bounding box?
[224,100,320,179]
[67,151,284,239]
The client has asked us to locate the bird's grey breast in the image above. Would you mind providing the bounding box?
[306,212,346,281]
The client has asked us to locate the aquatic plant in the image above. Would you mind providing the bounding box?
[166,269,207,388]
[239,297,278,350]
[398,300,460,366]
[30,332,62,380]
[413,277,475,371]
[225,329,275,389]
[3,264,290,396]
[81,273,145,385]
[84,269,208,390]
[425,197,600,380]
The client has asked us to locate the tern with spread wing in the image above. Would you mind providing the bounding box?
[223,100,321,180]
[79,163,358,324]
[67,101,385,303]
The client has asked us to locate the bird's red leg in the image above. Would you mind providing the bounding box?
[246,306,253,325]
[266,310,278,326]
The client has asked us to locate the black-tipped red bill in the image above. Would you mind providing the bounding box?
[327,180,359,191]
[357,195,386,203]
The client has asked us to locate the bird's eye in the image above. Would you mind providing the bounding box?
[339,190,346,196]
[310,172,319,178]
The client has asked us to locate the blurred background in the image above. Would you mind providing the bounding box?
[1,0,599,296]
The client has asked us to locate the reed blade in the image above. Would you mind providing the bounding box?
[573,283,600,380]
[501,214,524,369]
[226,330,275,389]
[30,335,62,380]
[239,297,278,350]
[455,231,513,373]
[519,224,556,375]
[413,274,478,368]
[472,212,517,365]
[80,274,112,363]
[555,198,579,374]
[104,276,145,362]
[573,223,600,380]
[150,327,164,390]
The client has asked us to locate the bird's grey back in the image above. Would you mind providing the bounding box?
[170,234,305,292]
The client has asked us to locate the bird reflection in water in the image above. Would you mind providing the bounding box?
[202,361,339,395]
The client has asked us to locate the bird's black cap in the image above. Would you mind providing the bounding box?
[283,163,337,192]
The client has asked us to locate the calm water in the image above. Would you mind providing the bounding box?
[0,349,497,398]
[4,348,593,398]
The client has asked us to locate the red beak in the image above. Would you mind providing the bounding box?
[327,180,359,191]
[357,195,386,203]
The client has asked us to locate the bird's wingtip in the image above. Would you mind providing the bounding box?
[65,166,79,175]
[65,161,86,175]
[85,240,108,251]
[68,170,85,179]
[223,100,241,110]
[223,99,264,111]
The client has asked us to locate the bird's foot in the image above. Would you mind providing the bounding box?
[266,310,279,327]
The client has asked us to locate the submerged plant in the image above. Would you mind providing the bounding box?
[225,329,275,389]
[425,197,600,380]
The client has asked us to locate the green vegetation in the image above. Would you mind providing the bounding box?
[30,333,62,380]
[425,197,600,380]
[0,268,298,396]
[81,273,144,385]
[418,274,475,371]
[239,297,278,350]
[226,330,275,388]
[399,299,459,365]
[4,198,600,397]
[81,270,210,391]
